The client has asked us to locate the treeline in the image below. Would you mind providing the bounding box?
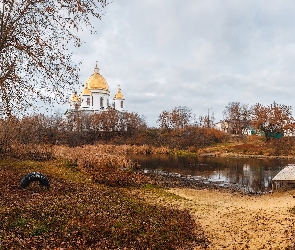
[157,102,295,140]
[0,111,146,148]
[222,101,294,139]
[0,107,226,151]
[1,101,293,153]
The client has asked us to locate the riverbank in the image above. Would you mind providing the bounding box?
[140,186,295,249]
[3,142,295,249]
[171,188,295,249]
[196,135,295,159]
[198,151,295,159]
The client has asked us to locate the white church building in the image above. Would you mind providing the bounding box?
[67,63,125,114]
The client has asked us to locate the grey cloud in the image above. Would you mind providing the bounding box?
[58,0,295,127]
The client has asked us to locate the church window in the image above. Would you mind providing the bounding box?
[100,97,103,107]
[86,98,90,106]
[121,101,124,108]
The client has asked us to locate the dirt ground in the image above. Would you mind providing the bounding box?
[167,188,295,250]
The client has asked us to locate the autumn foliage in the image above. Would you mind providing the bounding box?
[223,101,295,139]
[0,112,226,153]
[0,161,208,249]
[0,101,295,248]
[0,108,214,249]
[0,0,108,116]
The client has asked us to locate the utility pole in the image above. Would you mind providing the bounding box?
[207,108,212,128]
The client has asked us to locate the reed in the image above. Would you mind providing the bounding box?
[51,144,151,186]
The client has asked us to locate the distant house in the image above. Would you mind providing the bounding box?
[214,121,258,136]
[242,127,256,136]
[214,120,229,133]
[214,120,291,138]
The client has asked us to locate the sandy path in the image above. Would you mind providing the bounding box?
[167,188,295,249]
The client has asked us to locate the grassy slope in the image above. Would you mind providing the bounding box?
[2,137,292,249]
[0,159,208,249]
[197,135,295,158]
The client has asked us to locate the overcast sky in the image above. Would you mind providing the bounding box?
[63,0,295,127]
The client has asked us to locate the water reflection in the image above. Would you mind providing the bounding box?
[130,154,295,193]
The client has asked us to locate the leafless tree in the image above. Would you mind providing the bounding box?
[123,111,147,135]
[157,106,195,130]
[223,102,251,135]
[91,109,121,133]
[198,112,215,128]
[251,102,294,140]
[90,109,146,137]
[0,0,108,116]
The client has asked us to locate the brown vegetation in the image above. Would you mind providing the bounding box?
[1,107,295,249]
[223,101,295,139]
[0,113,227,152]
[197,135,295,158]
[0,150,208,249]
[2,113,295,159]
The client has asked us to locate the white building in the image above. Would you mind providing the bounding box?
[214,120,229,133]
[67,63,125,114]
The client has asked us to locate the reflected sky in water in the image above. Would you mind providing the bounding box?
[130,154,295,193]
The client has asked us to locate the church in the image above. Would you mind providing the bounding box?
[67,62,125,114]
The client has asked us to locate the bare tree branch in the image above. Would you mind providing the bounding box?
[0,0,108,116]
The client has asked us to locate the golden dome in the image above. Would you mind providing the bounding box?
[114,85,125,99]
[70,91,80,102]
[81,86,91,95]
[86,63,109,91]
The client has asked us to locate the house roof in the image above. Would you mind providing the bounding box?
[272,164,295,181]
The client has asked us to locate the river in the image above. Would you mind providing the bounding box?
[130,154,295,193]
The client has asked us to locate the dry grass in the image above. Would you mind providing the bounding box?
[0,157,208,249]
[197,135,295,158]
[2,143,173,187]
[3,140,295,249]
